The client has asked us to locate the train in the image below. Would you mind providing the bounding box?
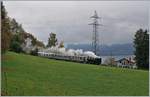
[38,52,101,65]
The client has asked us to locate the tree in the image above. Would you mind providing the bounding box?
[1,2,45,54]
[134,29,149,69]
[47,32,58,47]
[27,34,45,47]
[36,40,45,48]
[58,41,64,48]
[31,36,37,46]
[10,34,23,53]
[10,41,22,53]
[1,2,12,54]
[10,18,18,34]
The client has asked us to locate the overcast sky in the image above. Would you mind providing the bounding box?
[4,1,150,45]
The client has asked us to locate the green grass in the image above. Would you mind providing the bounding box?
[1,52,149,96]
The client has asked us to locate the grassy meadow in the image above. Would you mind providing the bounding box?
[1,52,149,96]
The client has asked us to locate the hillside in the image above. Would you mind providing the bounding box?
[1,52,149,96]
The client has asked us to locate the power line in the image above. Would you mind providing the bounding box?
[89,10,102,55]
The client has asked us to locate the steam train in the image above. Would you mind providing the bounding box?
[38,52,101,65]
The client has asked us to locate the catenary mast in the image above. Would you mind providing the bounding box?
[89,10,102,55]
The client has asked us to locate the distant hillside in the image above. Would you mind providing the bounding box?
[66,43,135,56]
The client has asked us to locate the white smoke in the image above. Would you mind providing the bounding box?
[84,51,98,58]
[40,46,98,58]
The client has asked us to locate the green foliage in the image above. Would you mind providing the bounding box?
[1,2,12,53]
[9,19,25,34]
[10,41,22,53]
[10,34,23,53]
[134,29,149,69]
[1,2,45,54]
[31,37,37,46]
[59,41,64,48]
[36,40,45,47]
[47,32,58,47]
[1,52,149,96]
[9,18,26,53]
[23,33,45,48]
[29,34,45,47]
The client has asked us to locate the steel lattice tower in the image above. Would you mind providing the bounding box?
[89,11,102,55]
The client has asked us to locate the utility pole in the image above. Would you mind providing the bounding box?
[89,10,102,55]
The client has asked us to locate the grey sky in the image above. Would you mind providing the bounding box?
[4,1,149,45]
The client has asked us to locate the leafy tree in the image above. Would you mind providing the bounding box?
[1,2,45,54]
[27,34,45,47]
[10,19,25,34]
[134,29,149,69]
[47,32,58,47]
[10,34,23,53]
[36,40,45,48]
[59,41,64,48]
[10,18,25,42]
[10,18,19,34]
[1,2,12,54]
[1,2,25,53]
[10,41,22,53]
[31,37,37,46]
